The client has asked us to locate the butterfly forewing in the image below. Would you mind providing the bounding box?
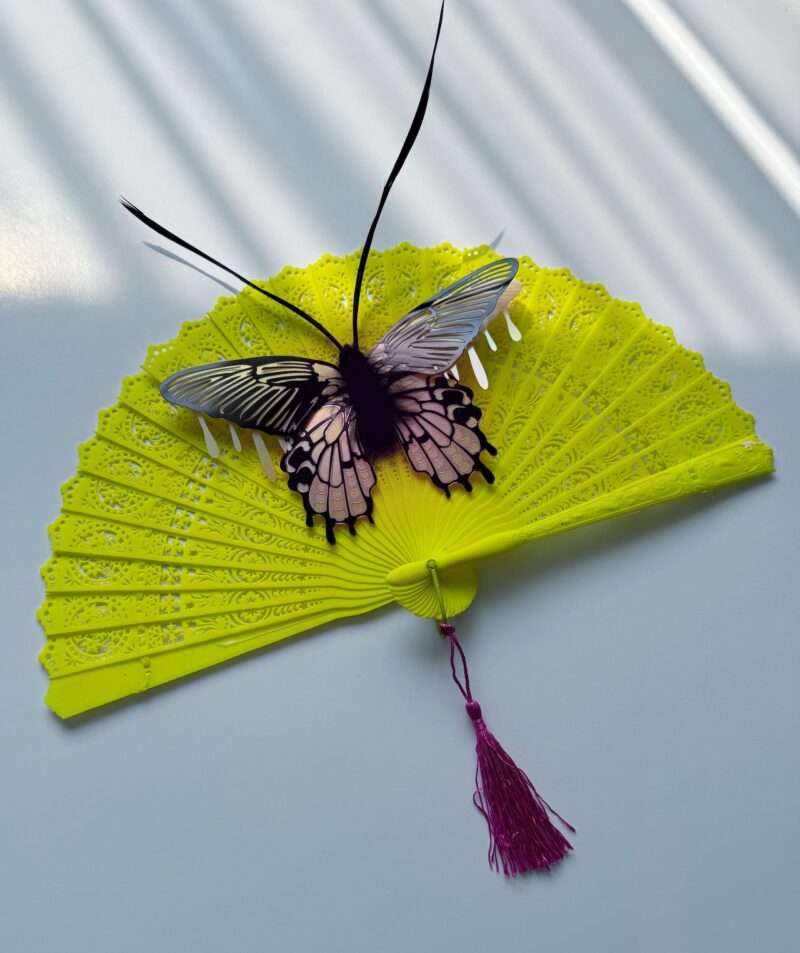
[160,357,343,436]
[367,258,519,376]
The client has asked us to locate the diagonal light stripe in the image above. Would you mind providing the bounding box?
[623,0,800,218]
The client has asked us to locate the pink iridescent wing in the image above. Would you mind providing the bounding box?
[367,258,520,376]
[389,374,496,494]
[281,397,376,544]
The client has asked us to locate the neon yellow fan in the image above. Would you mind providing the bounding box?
[37,239,773,875]
[39,241,772,716]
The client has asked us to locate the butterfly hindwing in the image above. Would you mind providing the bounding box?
[160,357,343,436]
[281,397,377,543]
[367,258,520,376]
[389,374,496,495]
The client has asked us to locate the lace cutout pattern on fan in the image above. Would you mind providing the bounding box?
[38,243,773,717]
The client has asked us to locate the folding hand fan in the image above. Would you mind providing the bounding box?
[37,1,773,876]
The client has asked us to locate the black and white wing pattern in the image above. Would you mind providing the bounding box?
[368,258,520,376]
[389,374,496,494]
[160,357,343,436]
[281,397,377,544]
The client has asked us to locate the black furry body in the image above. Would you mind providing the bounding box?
[337,345,398,458]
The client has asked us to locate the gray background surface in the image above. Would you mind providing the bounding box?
[1,2,798,951]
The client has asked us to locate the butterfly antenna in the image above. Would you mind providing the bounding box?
[351,0,444,349]
[120,198,344,351]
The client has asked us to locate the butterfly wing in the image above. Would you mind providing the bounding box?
[389,374,495,495]
[160,357,343,436]
[282,396,377,544]
[367,258,520,376]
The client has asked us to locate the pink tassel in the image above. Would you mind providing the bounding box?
[439,621,574,875]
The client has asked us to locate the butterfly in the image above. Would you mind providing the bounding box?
[158,258,521,542]
[120,1,521,543]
